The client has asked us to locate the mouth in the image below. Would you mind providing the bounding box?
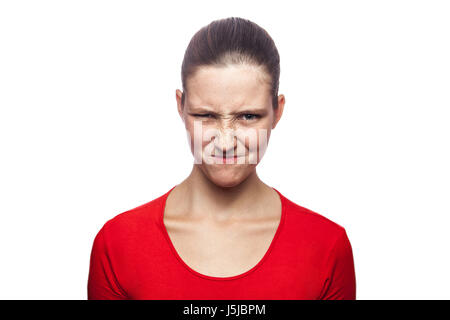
[211,154,244,164]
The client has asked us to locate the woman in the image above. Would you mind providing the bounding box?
[88,17,356,300]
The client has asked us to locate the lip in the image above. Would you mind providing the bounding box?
[211,155,244,164]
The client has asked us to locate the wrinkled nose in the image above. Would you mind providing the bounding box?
[214,128,236,156]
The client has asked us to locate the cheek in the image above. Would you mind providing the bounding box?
[185,120,214,163]
[235,126,271,164]
[185,119,207,143]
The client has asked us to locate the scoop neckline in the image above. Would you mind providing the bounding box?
[158,184,286,281]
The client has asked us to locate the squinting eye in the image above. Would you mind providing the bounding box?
[194,114,214,118]
[240,114,260,121]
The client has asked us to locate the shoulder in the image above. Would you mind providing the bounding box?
[98,189,169,241]
[278,190,348,246]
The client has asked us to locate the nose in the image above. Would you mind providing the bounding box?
[214,128,237,156]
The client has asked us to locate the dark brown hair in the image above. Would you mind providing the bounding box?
[181,17,280,109]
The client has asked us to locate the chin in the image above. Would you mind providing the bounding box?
[201,165,254,188]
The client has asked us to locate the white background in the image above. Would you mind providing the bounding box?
[1,0,449,299]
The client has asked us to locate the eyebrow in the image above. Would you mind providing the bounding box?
[189,106,267,114]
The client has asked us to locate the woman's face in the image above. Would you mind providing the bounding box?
[176,64,284,188]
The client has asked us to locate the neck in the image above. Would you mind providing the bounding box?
[175,164,272,220]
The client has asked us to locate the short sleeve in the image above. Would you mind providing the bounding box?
[87,225,128,300]
[318,229,357,300]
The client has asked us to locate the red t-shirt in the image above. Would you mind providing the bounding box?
[88,186,356,300]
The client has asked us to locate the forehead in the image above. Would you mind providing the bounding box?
[186,64,272,111]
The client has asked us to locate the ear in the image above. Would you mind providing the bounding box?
[175,89,185,122]
[272,94,285,129]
